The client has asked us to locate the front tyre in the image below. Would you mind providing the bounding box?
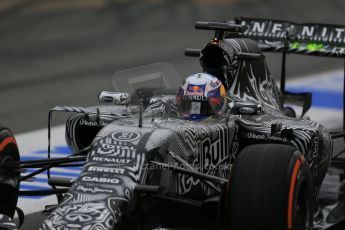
[224,144,313,230]
[0,126,20,218]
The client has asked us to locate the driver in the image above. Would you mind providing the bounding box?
[176,73,227,121]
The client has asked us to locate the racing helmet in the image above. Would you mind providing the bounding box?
[176,73,227,120]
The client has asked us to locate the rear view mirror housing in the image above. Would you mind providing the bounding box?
[98,91,129,105]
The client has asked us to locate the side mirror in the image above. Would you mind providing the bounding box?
[98,91,129,105]
[282,91,312,118]
[228,101,263,115]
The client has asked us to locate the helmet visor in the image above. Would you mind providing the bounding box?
[179,98,216,118]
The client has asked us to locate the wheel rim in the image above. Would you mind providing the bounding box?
[294,181,311,230]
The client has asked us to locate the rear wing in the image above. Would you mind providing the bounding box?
[233,17,345,58]
[233,17,345,139]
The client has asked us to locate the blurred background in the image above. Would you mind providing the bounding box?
[0,1,344,229]
[0,0,344,133]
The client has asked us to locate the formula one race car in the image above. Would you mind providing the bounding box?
[1,18,345,230]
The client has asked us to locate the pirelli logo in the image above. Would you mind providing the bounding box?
[87,166,125,174]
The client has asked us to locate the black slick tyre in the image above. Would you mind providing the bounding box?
[0,126,20,218]
[224,144,313,230]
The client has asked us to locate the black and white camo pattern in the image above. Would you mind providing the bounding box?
[54,98,332,229]
[221,38,282,110]
[146,95,178,118]
[40,198,124,230]
[52,36,332,228]
[64,105,131,152]
[51,106,88,114]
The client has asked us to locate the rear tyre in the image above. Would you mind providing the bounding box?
[224,144,313,230]
[0,126,20,218]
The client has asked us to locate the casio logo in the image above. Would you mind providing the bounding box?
[82,176,119,184]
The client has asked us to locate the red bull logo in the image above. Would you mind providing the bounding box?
[191,85,201,91]
[186,84,205,96]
